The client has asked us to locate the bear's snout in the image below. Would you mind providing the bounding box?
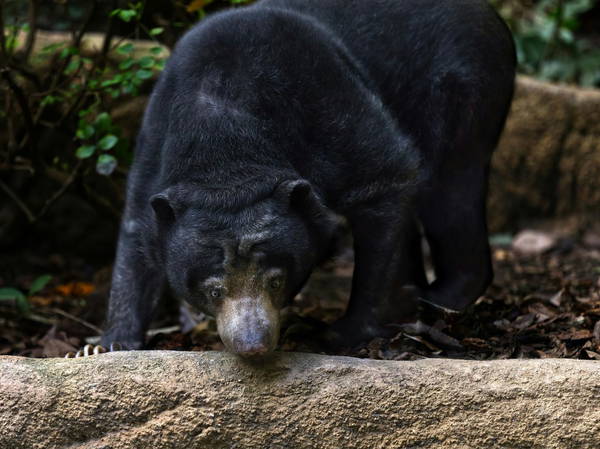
[216,296,280,356]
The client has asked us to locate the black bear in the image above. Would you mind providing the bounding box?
[99,0,516,356]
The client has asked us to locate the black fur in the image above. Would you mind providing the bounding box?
[102,0,516,349]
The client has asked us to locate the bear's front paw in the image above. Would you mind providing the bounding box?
[64,342,122,358]
[321,317,397,350]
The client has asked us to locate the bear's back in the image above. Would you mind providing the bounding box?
[257,0,515,112]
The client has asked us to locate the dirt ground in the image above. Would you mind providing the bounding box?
[1,228,599,361]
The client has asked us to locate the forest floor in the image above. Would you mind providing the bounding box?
[1,228,600,361]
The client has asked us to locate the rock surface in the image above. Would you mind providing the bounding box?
[1,351,600,449]
[490,76,600,231]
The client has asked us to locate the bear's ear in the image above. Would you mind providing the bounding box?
[275,179,326,217]
[150,190,178,225]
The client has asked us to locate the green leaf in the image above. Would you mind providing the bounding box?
[101,78,120,87]
[119,58,135,70]
[117,43,134,54]
[118,9,137,22]
[64,58,81,74]
[94,112,112,131]
[41,95,60,107]
[98,134,118,150]
[0,288,29,314]
[122,84,137,95]
[29,275,52,296]
[76,124,95,140]
[150,46,164,55]
[76,144,96,159]
[59,47,77,59]
[41,42,63,53]
[149,27,164,36]
[0,288,25,301]
[135,69,153,80]
[138,56,154,69]
[96,154,118,176]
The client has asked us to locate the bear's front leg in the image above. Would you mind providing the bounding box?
[100,222,165,351]
[327,197,417,347]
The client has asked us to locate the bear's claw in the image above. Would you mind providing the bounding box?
[64,342,122,358]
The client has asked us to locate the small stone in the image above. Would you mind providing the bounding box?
[512,230,557,255]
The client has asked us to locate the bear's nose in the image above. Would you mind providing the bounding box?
[232,335,270,357]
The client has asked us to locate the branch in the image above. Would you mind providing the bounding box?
[1,68,35,143]
[7,61,41,88]
[0,160,81,224]
[34,160,82,222]
[50,308,103,334]
[0,177,35,222]
[73,0,98,48]
[21,0,39,63]
[4,94,17,152]
[0,0,6,59]
[100,0,119,67]
[83,181,122,220]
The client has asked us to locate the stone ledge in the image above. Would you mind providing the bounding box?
[1,351,599,448]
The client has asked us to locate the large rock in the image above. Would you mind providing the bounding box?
[489,76,600,231]
[1,351,599,448]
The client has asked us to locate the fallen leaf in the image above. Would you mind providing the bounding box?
[512,313,536,331]
[38,326,79,358]
[549,289,564,307]
[55,282,95,297]
[585,350,600,360]
[557,329,593,341]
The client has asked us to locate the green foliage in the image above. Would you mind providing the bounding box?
[15,2,167,177]
[22,0,248,178]
[0,289,29,315]
[110,2,144,23]
[494,0,600,86]
[29,275,52,295]
[0,275,52,315]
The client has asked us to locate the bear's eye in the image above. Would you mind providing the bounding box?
[269,278,282,290]
[209,287,224,300]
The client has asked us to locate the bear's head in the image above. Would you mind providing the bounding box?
[150,178,337,356]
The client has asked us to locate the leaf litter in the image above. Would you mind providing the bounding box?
[1,232,599,361]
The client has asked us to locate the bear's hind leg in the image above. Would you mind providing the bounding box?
[417,163,493,312]
[325,197,419,347]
